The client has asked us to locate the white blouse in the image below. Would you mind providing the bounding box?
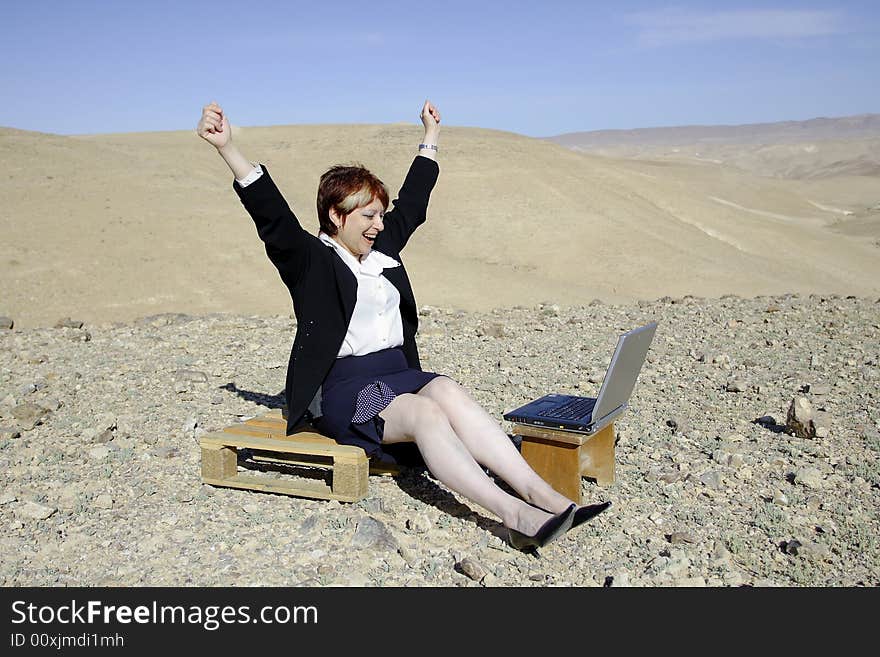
[237,164,406,358]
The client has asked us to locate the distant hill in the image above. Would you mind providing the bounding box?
[546,114,880,148]
[1,121,879,327]
[545,114,880,180]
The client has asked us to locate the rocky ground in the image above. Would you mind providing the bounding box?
[0,294,878,587]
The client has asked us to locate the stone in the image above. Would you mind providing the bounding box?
[350,516,397,551]
[14,501,57,521]
[0,492,17,505]
[11,403,48,428]
[786,397,816,439]
[94,494,114,509]
[784,539,831,562]
[88,446,111,460]
[608,571,631,587]
[0,316,13,329]
[54,317,84,329]
[699,471,722,489]
[152,446,179,459]
[39,398,63,412]
[669,531,698,544]
[174,369,208,383]
[406,513,434,534]
[794,467,824,489]
[0,426,21,440]
[458,557,487,582]
[726,379,745,393]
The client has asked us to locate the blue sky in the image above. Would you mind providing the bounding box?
[2,0,878,137]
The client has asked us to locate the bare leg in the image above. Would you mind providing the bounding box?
[417,376,575,513]
[379,393,555,537]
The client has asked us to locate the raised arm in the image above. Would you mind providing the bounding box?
[196,102,255,180]
[197,102,312,287]
[375,100,442,255]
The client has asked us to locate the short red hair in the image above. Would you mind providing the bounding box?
[316,164,389,236]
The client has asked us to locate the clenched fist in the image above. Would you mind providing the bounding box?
[197,101,231,149]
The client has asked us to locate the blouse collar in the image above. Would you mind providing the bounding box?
[318,232,400,276]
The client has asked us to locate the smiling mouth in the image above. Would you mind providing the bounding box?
[363,233,377,244]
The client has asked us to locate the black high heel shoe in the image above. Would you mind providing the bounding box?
[571,501,612,529]
[507,504,576,552]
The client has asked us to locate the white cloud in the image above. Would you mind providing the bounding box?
[626,7,847,46]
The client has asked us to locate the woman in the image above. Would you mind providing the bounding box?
[196,100,609,551]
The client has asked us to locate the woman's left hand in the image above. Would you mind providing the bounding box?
[420,100,441,133]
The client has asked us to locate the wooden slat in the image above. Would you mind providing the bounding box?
[199,432,364,462]
[512,423,589,446]
[201,474,342,501]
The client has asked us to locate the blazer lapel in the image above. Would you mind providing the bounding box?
[330,253,358,326]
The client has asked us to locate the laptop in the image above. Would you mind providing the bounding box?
[503,322,657,433]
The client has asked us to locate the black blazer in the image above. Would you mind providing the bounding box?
[233,155,440,435]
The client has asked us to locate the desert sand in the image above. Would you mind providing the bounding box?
[2,118,879,328]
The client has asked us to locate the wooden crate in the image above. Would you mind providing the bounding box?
[200,409,395,503]
[513,422,615,503]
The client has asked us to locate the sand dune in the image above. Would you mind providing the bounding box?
[1,122,879,328]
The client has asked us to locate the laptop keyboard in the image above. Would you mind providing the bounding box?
[548,397,596,420]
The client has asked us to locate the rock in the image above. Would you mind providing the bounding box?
[783,539,831,562]
[726,379,745,393]
[608,571,631,587]
[674,576,706,587]
[39,398,63,411]
[458,557,487,582]
[786,397,816,438]
[669,531,698,544]
[815,426,830,439]
[89,429,114,444]
[94,494,114,509]
[794,467,824,489]
[174,369,208,383]
[152,446,179,459]
[772,490,789,506]
[0,426,21,440]
[659,471,682,484]
[14,501,57,521]
[54,317,84,329]
[94,413,117,432]
[0,316,13,329]
[710,541,732,567]
[712,449,731,466]
[480,323,507,338]
[350,516,397,551]
[0,492,17,505]
[88,446,111,460]
[666,417,691,434]
[11,403,48,428]
[699,471,722,489]
[481,572,499,587]
[406,513,434,534]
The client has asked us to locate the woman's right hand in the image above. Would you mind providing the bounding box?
[196,101,231,149]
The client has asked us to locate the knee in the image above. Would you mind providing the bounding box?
[411,394,449,426]
[423,376,470,405]
[393,393,449,438]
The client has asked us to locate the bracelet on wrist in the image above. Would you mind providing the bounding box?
[418,143,438,151]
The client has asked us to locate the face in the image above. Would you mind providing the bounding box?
[331,197,385,260]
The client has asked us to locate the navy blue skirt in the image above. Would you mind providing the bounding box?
[313,347,443,466]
